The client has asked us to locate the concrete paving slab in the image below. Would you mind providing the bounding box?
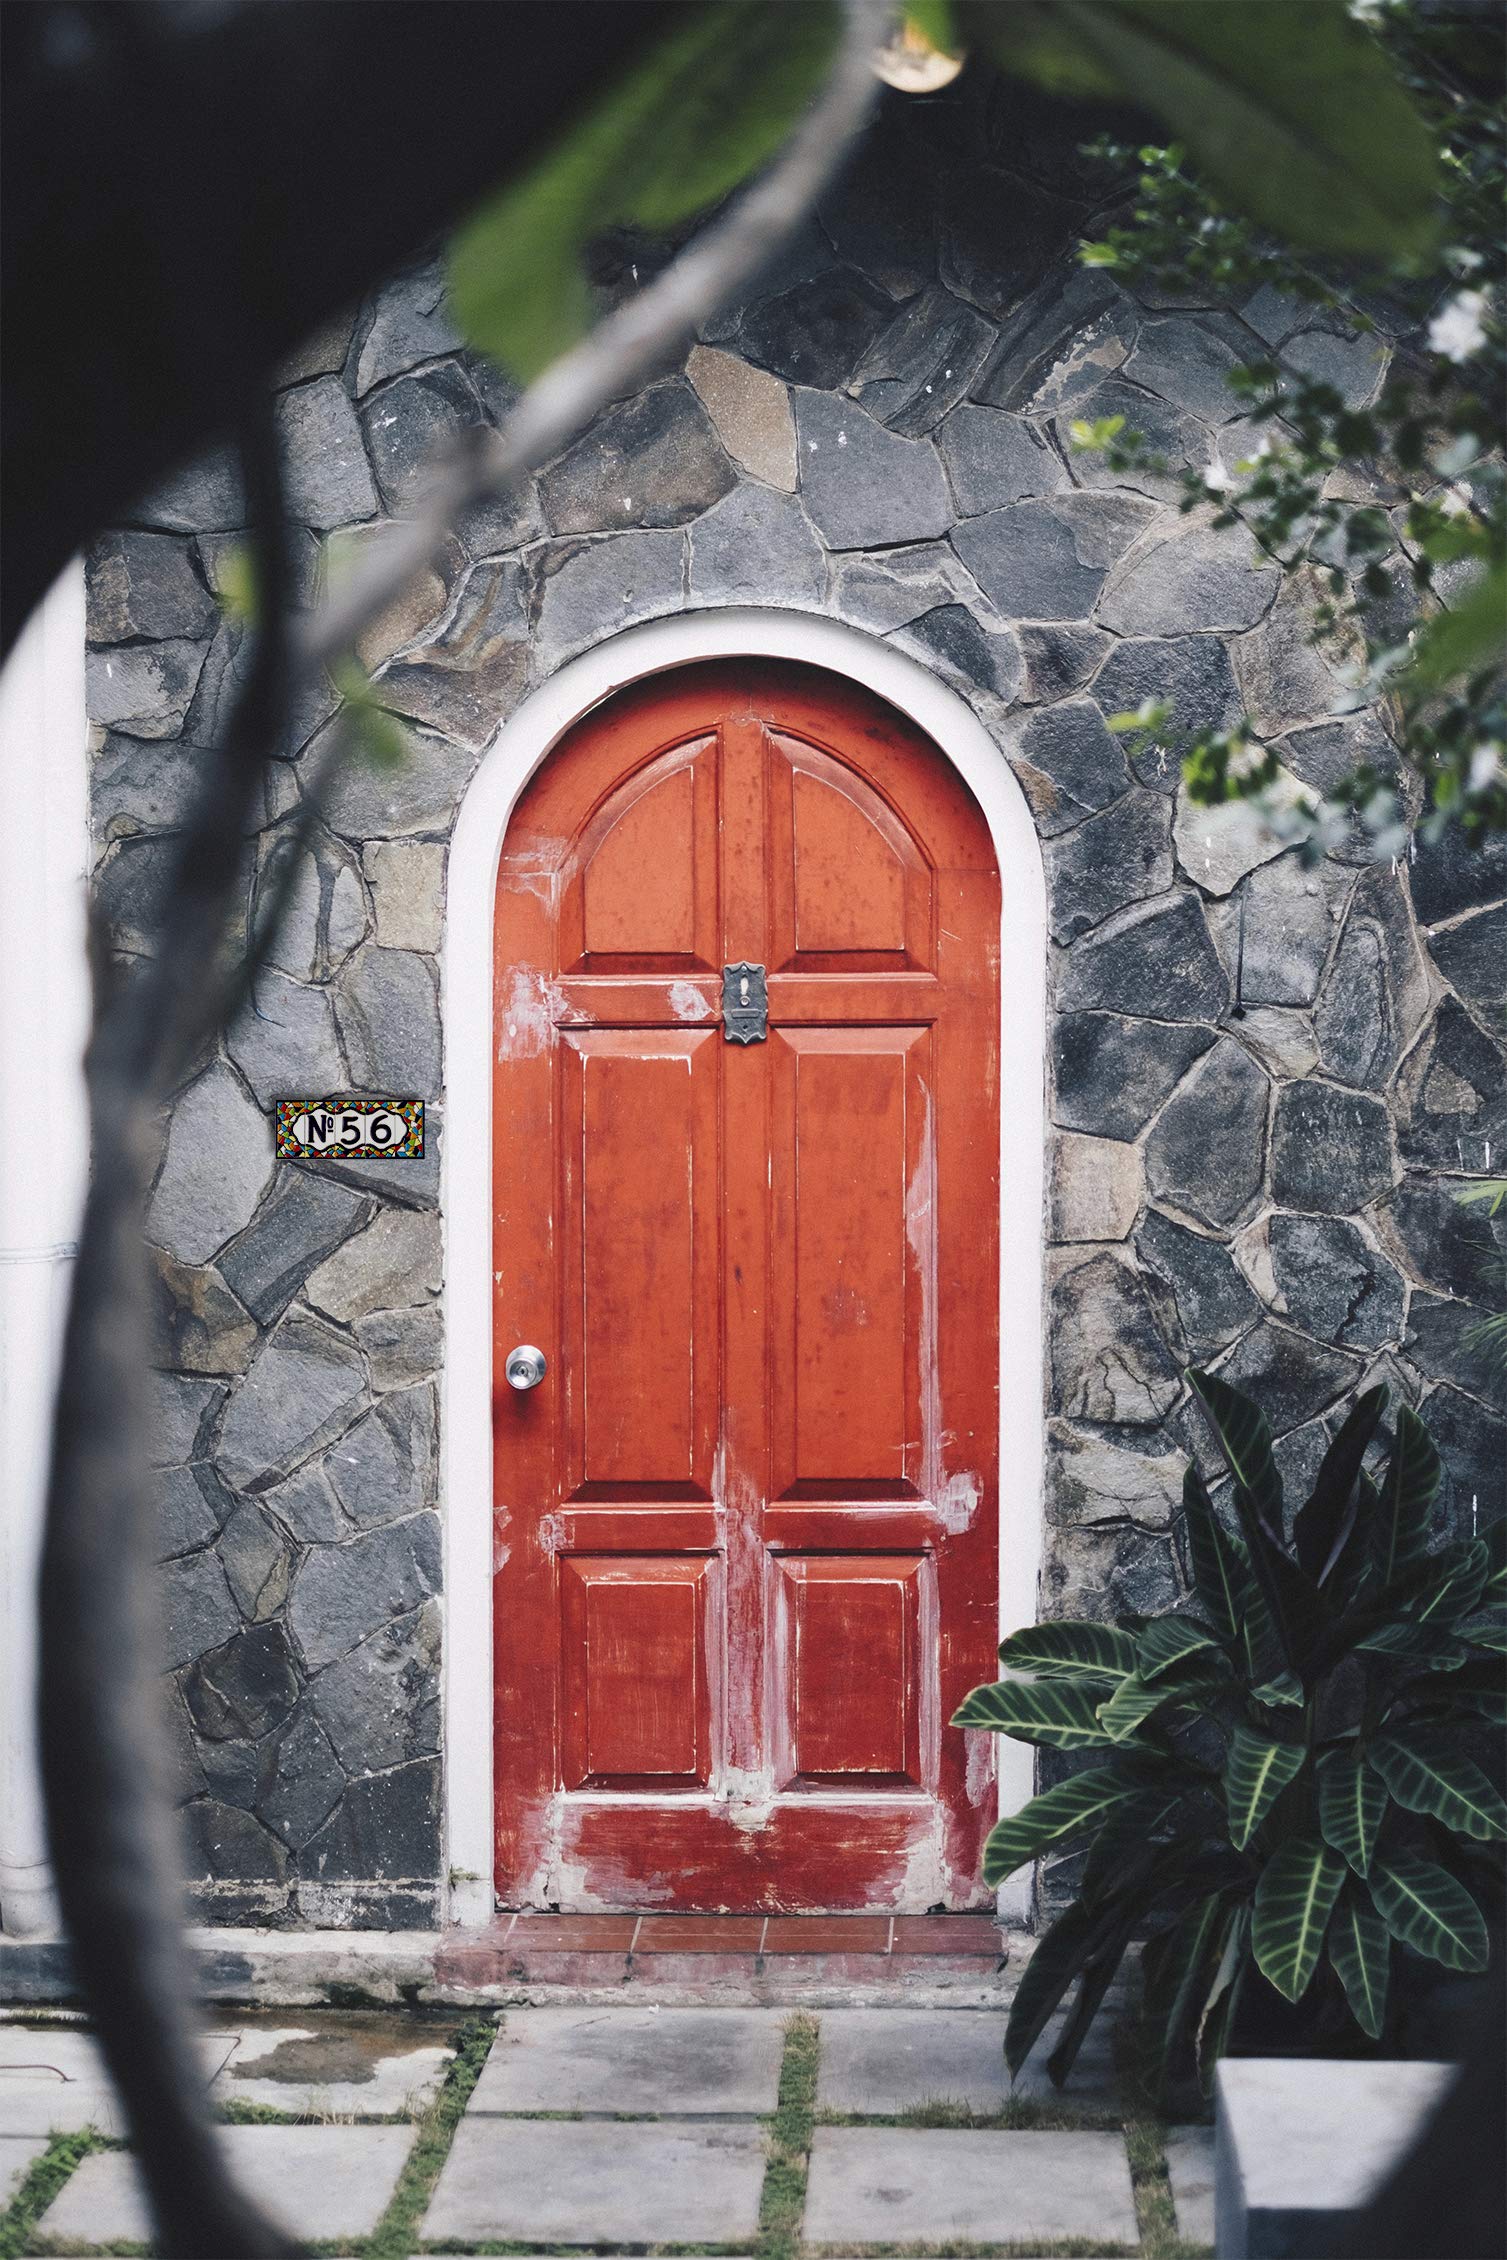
[1166,2122,1217,2244]
[817,2010,1008,2114]
[0,2080,127,2138]
[36,2122,413,2243]
[804,2125,1139,2245]
[1,2134,49,2199]
[468,2006,784,2115]
[1216,2057,1454,2259]
[425,2117,768,2244]
[208,2012,452,2117]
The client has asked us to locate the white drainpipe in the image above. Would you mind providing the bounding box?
[0,562,89,1939]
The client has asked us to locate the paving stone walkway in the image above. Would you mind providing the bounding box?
[0,2001,1217,2256]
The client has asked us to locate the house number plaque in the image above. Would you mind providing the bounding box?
[721,962,767,1043]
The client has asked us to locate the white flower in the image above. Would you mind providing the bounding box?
[1468,742,1503,793]
[1203,462,1234,492]
[1428,288,1488,364]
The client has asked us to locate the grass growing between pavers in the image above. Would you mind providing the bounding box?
[363,2012,497,2260]
[0,2132,104,2260]
[758,2012,820,2260]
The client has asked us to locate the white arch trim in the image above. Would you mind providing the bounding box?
[441,608,1046,1929]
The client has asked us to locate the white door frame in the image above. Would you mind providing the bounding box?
[441,607,1047,1928]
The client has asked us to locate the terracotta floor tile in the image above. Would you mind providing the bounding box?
[633,1915,766,1953]
[505,1914,637,1951]
[763,1915,892,1954]
[891,1914,1005,1954]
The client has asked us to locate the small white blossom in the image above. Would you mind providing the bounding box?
[1428,288,1488,364]
[1468,742,1503,793]
[1203,462,1234,492]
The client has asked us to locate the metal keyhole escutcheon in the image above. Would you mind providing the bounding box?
[505,1344,548,1392]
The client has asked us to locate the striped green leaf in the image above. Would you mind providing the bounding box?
[1329,1883,1390,2039]
[982,1769,1140,1886]
[1252,1835,1345,2002]
[1096,1663,1220,1742]
[1318,1747,1387,1877]
[1138,1614,1222,1683]
[1225,1725,1304,1851]
[997,1620,1138,1681]
[1370,1852,1489,1972]
[1293,1384,1388,1582]
[1188,1368,1285,1537]
[1374,1407,1440,1586]
[1369,1733,1507,1844]
[1412,1541,1490,1627]
[952,1677,1116,1748]
[1355,1619,1468,1669]
[1250,1670,1304,1708]
[1457,1611,1507,1657]
[1005,1898,1123,2078]
[1180,1464,1247,1641]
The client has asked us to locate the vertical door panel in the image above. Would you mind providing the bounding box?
[561,1556,714,1788]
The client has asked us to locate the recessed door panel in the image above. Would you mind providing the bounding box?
[494,660,1000,1911]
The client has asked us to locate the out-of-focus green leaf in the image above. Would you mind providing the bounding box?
[1409,565,1507,690]
[962,0,1440,260]
[213,543,258,627]
[448,0,838,379]
[905,0,958,51]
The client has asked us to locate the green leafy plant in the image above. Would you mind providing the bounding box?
[954,1370,1506,2096]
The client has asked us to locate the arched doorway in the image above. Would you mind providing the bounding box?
[490,659,1000,1911]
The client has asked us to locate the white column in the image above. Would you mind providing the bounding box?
[0,562,89,1939]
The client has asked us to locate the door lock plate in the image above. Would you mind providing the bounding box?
[721,962,768,1043]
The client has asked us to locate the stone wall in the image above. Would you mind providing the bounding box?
[86,81,1506,1925]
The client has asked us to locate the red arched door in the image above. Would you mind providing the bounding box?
[492,661,1000,1910]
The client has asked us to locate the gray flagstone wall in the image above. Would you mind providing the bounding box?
[85,81,1505,1926]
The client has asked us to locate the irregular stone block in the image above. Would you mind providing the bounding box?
[954,492,1154,622]
[299,1755,440,1880]
[685,345,796,490]
[1121,314,1247,422]
[306,1205,441,1323]
[333,947,441,1095]
[148,1371,225,1466]
[183,1620,300,1741]
[316,710,480,839]
[1237,1007,1320,1080]
[218,1170,369,1326]
[1232,567,1362,738]
[320,521,460,675]
[805,2125,1138,2245]
[1281,324,1390,410]
[1424,1383,1506,1538]
[851,283,996,437]
[1053,1013,1215,1140]
[974,264,1139,417]
[1046,790,1174,941]
[1048,1520,1180,1619]
[1270,1079,1394,1214]
[936,403,1062,515]
[426,2117,767,2245]
[1057,892,1229,1022]
[87,638,208,737]
[182,1800,288,1884]
[893,603,1024,704]
[1380,1176,1504,1300]
[687,483,825,607]
[1056,376,1213,501]
[831,540,976,633]
[94,833,181,952]
[1237,855,1349,1008]
[1215,2058,1454,2260]
[794,390,950,550]
[161,1547,242,1671]
[308,1598,440,1773]
[1408,823,1507,927]
[261,1461,349,1545]
[150,1249,257,1377]
[1012,628,1107,711]
[257,1707,345,1852]
[1430,901,1506,1020]
[356,255,461,392]
[1097,519,1280,635]
[1047,1421,1183,1529]
[1315,911,1402,1089]
[220,1499,296,1621]
[360,361,481,514]
[941,163,1084,320]
[226,970,347,1107]
[1174,772,1305,896]
[541,379,735,535]
[1145,1037,1269,1229]
[1005,698,1130,835]
[288,1513,441,1671]
[156,1465,224,1560]
[736,267,893,388]
[376,557,529,749]
[1051,1131,1143,1241]
[88,530,218,643]
[1050,1249,1179,1426]
[472,2007,785,2114]
[147,1061,275,1265]
[363,839,445,953]
[324,1383,437,1526]
[255,829,368,983]
[134,446,246,532]
[91,731,204,837]
[355,1304,443,1390]
[1137,1207,1260,1357]
[275,377,379,529]
[1395,997,1506,1178]
[534,530,685,670]
[1404,1291,1502,1403]
[1265,1213,1405,1349]
[1215,1320,1363,1435]
[217,1310,369,1489]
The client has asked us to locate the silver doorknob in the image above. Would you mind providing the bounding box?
[505,1344,548,1392]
